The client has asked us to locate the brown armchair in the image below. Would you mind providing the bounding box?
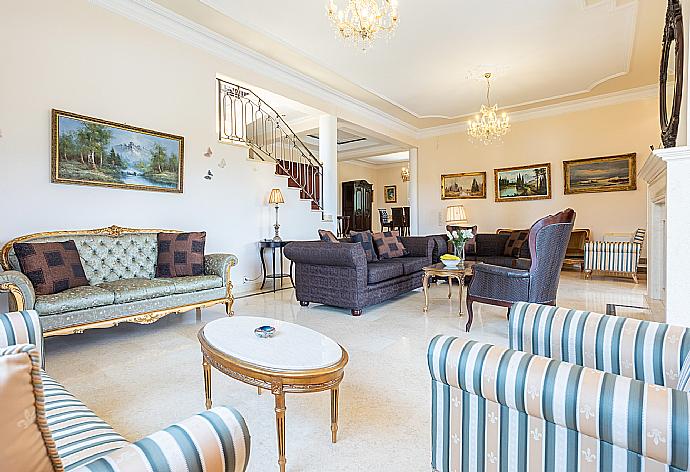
[465,209,575,331]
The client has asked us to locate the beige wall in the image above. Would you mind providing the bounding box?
[337,162,410,232]
[0,0,327,310]
[417,97,658,241]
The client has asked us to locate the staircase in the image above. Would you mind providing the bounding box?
[218,79,323,212]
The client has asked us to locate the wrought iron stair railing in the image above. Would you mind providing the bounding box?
[218,78,323,211]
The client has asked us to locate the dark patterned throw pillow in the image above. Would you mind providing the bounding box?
[156,232,206,278]
[349,231,377,262]
[318,229,339,243]
[503,230,530,257]
[372,231,409,259]
[13,240,88,295]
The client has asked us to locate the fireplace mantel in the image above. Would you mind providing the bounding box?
[640,146,690,325]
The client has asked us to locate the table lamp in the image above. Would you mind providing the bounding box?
[268,188,285,241]
[446,205,468,226]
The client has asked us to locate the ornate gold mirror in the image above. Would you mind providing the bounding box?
[660,0,684,148]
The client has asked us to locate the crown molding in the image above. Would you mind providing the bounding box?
[91,0,655,142]
[415,83,658,139]
[90,0,419,140]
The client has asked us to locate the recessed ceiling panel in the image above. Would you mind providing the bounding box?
[201,0,638,118]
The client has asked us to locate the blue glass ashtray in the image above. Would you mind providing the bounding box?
[254,325,276,338]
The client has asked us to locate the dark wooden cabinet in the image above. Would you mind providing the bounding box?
[341,180,373,232]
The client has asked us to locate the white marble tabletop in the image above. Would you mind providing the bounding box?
[202,316,343,371]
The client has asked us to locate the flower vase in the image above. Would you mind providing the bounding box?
[454,242,465,263]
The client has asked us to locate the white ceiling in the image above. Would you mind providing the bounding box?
[200,0,638,119]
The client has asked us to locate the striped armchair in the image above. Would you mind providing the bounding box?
[584,228,645,283]
[0,310,250,471]
[428,302,690,472]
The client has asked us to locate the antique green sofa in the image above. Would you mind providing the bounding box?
[0,225,237,336]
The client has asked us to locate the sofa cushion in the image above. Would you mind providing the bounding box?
[156,232,206,278]
[0,345,61,472]
[42,372,128,470]
[398,256,429,275]
[367,261,404,284]
[350,231,378,262]
[35,286,116,316]
[372,231,408,259]
[170,275,224,294]
[318,229,339,243]
[96,278,176,304]
[503,230,530,257]
[13,241,89,295]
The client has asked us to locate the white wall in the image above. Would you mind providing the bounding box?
[417,97,658,241]
[0,0,325,309]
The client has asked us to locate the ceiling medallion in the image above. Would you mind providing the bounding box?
[327,0,399,51]
[467,73,511,145]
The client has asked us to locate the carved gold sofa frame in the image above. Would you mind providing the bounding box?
[0,225,236,337]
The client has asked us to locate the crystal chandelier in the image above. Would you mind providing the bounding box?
[401,166,410,182]
[467,73,511,145]
[327,0,399,51]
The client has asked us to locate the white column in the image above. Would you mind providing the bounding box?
[319,115,338,231]
[408,148,419,235]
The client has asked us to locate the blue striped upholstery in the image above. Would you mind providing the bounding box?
[42,373,129,470]
[428,334,690,471]
[509,302,690,388]
[71,406,250,472]
[0,311,251,471]
[584,229,645,279]
[0,310,44,366]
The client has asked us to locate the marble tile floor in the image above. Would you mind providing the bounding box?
[44,271,656,471]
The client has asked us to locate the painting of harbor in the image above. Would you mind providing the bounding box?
[441,172,486,199]
[52,110,184,193]
[494,163,551,202]
[563,153,636,194]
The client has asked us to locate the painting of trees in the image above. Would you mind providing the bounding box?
[52,110,184,193]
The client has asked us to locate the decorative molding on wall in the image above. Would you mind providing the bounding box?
[92,0,653,141]
[416,84,658,139]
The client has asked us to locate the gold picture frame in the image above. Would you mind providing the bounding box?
[494,163,551,202]
[563,153,636,195]
[51,109,184,193]
[384,185,397,203]
[441,172,487,200]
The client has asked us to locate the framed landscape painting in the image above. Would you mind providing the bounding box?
[441,172,486,199]
[563,153,636,195]
[51,109,184,193]
[494,163,551,202]
[384,185,397,203]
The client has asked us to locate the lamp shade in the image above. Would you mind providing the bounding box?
[446,205,467,225]
[268,188,284,205]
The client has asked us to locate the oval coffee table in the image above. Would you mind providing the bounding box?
[198,316,349,472]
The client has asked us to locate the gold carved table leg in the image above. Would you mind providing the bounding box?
[331,387,339,443]
[422,273,430,313]
[447,278,452,299]
[456,275,464,316]
[273,390,287,472]
[202,358,212,410]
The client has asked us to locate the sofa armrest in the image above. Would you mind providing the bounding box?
[508,302,690,387]
[0,270,36,311]
[284,242,367,268]
[204,253,238,284]
[428,335,690,470]
[584,241,642,271]
[400,236,434,258]
[72,406,250,472]
[0,310,43,366]
[474,262,529,278]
